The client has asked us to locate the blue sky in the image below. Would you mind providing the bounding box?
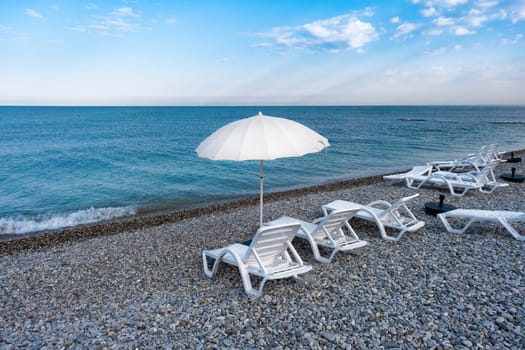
[1,0,524,105]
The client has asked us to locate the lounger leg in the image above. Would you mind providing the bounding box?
[498,218,525,241]
[447,182,468,197]
[479,184,497,194]
[438,215,474,234]
[391,229,407,242]
[237,266,265,298]
[293,275,305,284]
[313,247,335,264]
[405,178,419,190]
[327,248,340,263]
[202,252,223,278]
[302,235,333,264]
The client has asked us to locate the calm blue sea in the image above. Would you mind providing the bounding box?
[1,106,525,235]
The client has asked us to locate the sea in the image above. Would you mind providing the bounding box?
[1,106,525,235]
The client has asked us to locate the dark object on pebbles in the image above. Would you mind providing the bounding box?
[501,168,525,183]
[505,152,521,163]
[425,194,457,216]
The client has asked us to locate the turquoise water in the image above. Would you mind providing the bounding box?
[1,106,525,234]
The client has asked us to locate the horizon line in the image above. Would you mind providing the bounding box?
[2,104,525,108]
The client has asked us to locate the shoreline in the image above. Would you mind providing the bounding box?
[1,148,522,255]
[0,173,386,255]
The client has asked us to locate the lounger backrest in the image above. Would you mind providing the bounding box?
[243,223,300,265]
[409,165,433,176]
[479,144,499,163]
[474,160,500,183]
[311,209,358,241]
[382,194,419,221]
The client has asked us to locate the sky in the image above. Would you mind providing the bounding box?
[0,0,524,106]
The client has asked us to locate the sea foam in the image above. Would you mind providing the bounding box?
[0,206,136,235]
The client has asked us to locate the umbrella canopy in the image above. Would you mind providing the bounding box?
[196,112,329,227]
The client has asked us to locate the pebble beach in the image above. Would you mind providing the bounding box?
[1,152,524,349]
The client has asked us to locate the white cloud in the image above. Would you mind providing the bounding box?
[454,26,475,35]
[426,28,445,35]
[490,9,508,20]
[25,9,43,19]
[391,22,421,39]
[422,7,438,17]
[509,2,525,22]
[114,7,137,17]
[434,0,469,7]
[466,9,488,26]
[391,16,400,23]
[259,13,378,52]
[433,16,455,26]
[476,1,499,8]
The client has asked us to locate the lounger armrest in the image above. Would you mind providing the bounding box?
[365,200,392,209]
[400,193,420,202]
[459,172,479,182]
[312,216,324,224]
[434,172,464,182]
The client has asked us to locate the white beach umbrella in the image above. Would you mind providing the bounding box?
[196,112,330,227]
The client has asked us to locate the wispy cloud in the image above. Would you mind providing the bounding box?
[509,1,525,23]
[25,9,43,19]
[85,3,99,11]
[391,22,421,39]
[257,11,378,52]
[435,0,469,7]
[0,25,29,43]
[501,33,523,45]
[70,6,148,37]
[424,44,463,55]
[410,0,523,38]
[433,16,455,26]
[477,1,499,8]
[421,7,438,17]
[454,26,476,35]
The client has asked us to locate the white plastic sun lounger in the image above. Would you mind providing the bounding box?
[454,161,509,194]
[438,209,525,241]
[321,194,425,241]
[404,171,483,197]
[265,208,368,264]
[383,165,433,182]
[202,222,312,297]
[431,144,505,172]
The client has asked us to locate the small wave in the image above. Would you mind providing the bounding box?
[397,118,427,122]
[0,206,136,235]
[488,121,525,125]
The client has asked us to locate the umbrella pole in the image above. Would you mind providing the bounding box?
[260,160,264,227]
